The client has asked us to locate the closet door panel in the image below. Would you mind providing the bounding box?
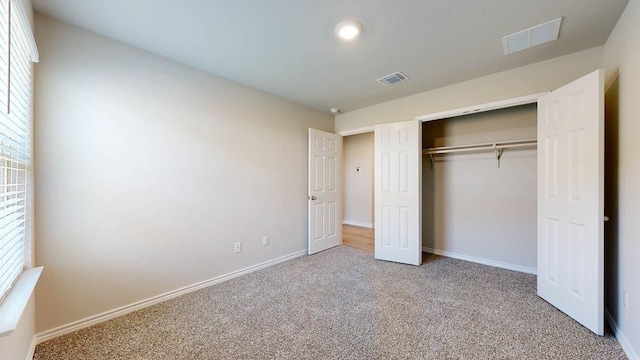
[537,69,604,335]
[374,121,421,266]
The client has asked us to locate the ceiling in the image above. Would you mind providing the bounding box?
[32,0,629,114]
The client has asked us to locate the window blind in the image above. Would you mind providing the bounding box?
[0,0,8,113]
[0,0,36,303]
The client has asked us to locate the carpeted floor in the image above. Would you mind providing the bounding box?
[34,246,626,359]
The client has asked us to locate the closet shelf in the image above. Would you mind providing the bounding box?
[422,138,537,169]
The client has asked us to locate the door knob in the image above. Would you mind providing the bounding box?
[309,195,317,200]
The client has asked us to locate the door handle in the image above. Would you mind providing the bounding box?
[604,216,610,222]
[309,195,317,200]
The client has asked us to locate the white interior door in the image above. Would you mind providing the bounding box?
[308,129,342,255]
[374,120,421,266]
[537,69,604,335]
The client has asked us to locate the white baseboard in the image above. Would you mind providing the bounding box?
[422,247,537,275]
[25,335,36,360]
[606,309,639,360]
[35,250,307,344]
[342,220,374,228]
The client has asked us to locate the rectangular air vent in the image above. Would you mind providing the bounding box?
[377,71,409,86]
[502,17,562,55]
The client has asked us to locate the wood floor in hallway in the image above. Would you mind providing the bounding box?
[342,224,435,264]
[342,224,374,254]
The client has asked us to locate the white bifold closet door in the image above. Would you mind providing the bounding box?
[537,69,604,335]
[374,120,422,266]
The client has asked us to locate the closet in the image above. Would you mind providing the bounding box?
[370,69,603,335]
[316,69,608,340]
[421,104,538,273]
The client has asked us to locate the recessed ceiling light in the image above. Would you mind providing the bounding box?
[335,20,363,41]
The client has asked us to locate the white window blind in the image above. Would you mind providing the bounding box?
[0,0,9,113]
[0,0,37,303]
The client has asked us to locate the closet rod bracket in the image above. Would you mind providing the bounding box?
[493,144,504,168]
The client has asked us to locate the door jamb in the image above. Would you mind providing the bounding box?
[338,126,374,137]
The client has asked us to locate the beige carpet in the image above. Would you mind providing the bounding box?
[34,246,626,359]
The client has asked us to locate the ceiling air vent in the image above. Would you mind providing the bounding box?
[502,17,562,55]
[377,71,409,86]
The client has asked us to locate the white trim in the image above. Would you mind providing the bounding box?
[337,126,374,136]
[9,0,39,62]
[415,93,548,122]
[0,267,43,337]
[35,250,307,344]
[342,220,374,228]
[605,309,639,360]
[25,335,36,360]
[422,247,537,275]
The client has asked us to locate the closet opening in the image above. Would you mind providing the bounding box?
[339,103,538,265]
[421,103,538,273]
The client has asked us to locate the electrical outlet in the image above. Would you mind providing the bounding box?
[234,241,242,254]
[262,235,269,246]
[623,291,629,309]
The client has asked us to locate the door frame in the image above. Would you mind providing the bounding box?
[338,126,375,137]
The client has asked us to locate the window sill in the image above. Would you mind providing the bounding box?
[0,266,43,337]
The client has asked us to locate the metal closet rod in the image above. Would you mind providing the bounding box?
[423,138,537,155]
[422,138,537,168]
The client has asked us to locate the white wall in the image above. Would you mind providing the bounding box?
[335,46,603,133]
[603,0,640,357]
[422,105,537,271]
[342,133,374,227]
[33,15,333,333]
